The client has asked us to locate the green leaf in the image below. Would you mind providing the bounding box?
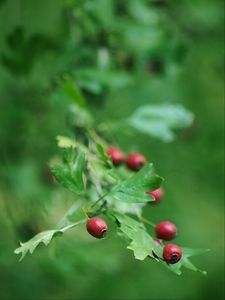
[96,143,109,161]
[14,221,85,261]
[109,163,163,203]
[59,75,86,108]
[14,230,63,261]
[51,148,86,194]
[127,104,194,142]
[96,143,113,167]
[113,202,144,216]
[113,213,209,275]
[112,213,159,260]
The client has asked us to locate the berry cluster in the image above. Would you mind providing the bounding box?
[107,147,147,171]
[107,147,163,205]
[86,147,182,265]
[154,222,182,264]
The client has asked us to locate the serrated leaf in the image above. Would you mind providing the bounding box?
[112,213,208,275]
[14,230,63,261]
[109,163,163,203]
[14,221,85,261]
[127,229,157,260]
[51,148,86,194]
[127,104,194,142]
[112,213,160,260]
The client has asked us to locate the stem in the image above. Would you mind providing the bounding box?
[82,207,89,219]
[87,128,110,148]
[89,191,109,209]
[57,200,83,229]
[137,214,155,227]
[60,219,86,232]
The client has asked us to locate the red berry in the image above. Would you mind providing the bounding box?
[126,153,147,171]
[147,187,164,205]
[107,147,125,166]
[155,221,177,241]
[86,217,108,239]
[163,244,182,264]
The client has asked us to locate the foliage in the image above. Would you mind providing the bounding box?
[51,148,86,194]
[0,0,223,299]
[113,213,209,275]
[14,220,86,261]
[127,104,194,142]
[14,92,208,274]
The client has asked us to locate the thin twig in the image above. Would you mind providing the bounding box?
[60,219,86,232]
[89,191,109,209]
[137,213,155,227]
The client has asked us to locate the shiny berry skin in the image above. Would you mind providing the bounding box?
[86,217,108,239]
[163,244,182,264]
[147,187,164,205]
[155,221,177,241]
[107,147,125,166]
[126,153,147,171]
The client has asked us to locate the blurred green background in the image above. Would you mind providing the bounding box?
[0,0,224,299]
